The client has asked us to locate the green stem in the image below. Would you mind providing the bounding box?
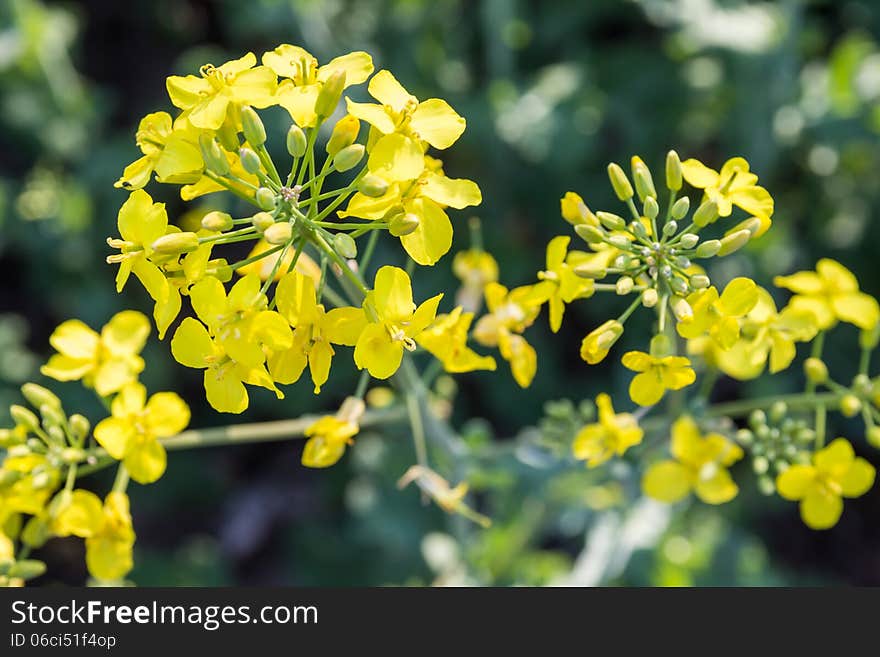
[359,229,381,276]
[703,391,842,418]
[112,465,129,493]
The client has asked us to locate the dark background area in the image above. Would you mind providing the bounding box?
[2,0,880,585]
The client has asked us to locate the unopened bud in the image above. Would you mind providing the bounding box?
[68,414,90,441]
[769,401,788,424]
[334,233,358,259]
[326,115,360,155]
[650,333,672,357]
[21,516,50,549]
[672,296,693,323]
[666,150,682,191]
[574,263,607,279]
[10,405,39,431]
[616,276,634,295]
[256,187,276,211]
[679,233,699,249]
[607,163,634,201]
[287,124,307,157]
[690,274,710,289]
[643,196,659,220]
[860,324,880,350]
[8,560,46,581]
[695,239,722,258]
[642,288,659,308]
[240,105,267,146]
[315,70,346,118]
[663,220,678,237]
[357,174,389,198]
[239,147,262,174]
[717,229,751,256]
[21,384,60,411]
[198,133,229,176]
[738,216,764,237]
[631,156,656,200]
[251,211,275,232]
[151,232,200,255]
[216,121,240,152]
[840,394,862,418]
[670,196,690,220]
[40,404,65,428]
[631,221,649,240]
[201,211,234,232]
[803,357,828,384]
[61,447,86,464]
[693,200,719,227]
[574,224,605,244]
[670,276,688,294]
[390,213,420,237]
[608,235,631,250]
[333,144,365,172]
[853,374,873,397]
[597,211,626,231]
[868,426,880,448]
[264,222,293,245]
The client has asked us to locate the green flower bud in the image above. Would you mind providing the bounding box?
[679,232,699,249]
[717,229,751,256]
[803,357,828,385]
[769,401,788,424]
[631,221,649,240]
[868,426,880,448]
[389,212,420,237]
[256,187,277,211]
[739,216,763,236]
[315,70,346,118]
[615,276,634,295]
[643,196,659,220]
[239,147,262,174]
[671,296,693,323]
[334,233,358,259]
[860,324,880,350]
[208,261,233,282]
[216,121,240,152]
[240,105,267,146]
[574,224,606,244]
[840,394,862,418]
[326,115,360,156]
[263,222,293,245]
[753,456,770,475]
[8,560,47,581]
[631,156,656,201]
[642,288,658,308]
[689,274,710,290]
[251,211,275,231]
[694,239,722,258]
[574,263,607,279]
[666,150,682,191]
[669,276,688,294]
[10,405,39,431]
[60,447,86,464]
[333,144,365,172]
[151,232,200,255]
[693,200,719,227]
[287,124,308,157]
[358,174,389,198]
[39,404,66,429]
[597,211,627,232]
[21,384,60,411]
[21,516,50,549]
[757,475,775,495]
[670,196,690,220]
[607,163,634,201]
[736,428,754,445]
[0,429,24,448]
[201,211,234,232]
[853,374,873,397]
[607,234,631,250]
[649,333,672,358]
[198,133,230,176]
[749,409,767,431]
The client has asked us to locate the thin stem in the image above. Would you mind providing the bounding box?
[354,369,371,399]
[112,464,129,493]
[359,229,381,276]
[406,391,429,502]
[815,403,827,450]
[704,391,842,418]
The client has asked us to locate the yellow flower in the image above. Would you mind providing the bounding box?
[41,311,149,397]
[85,492,135,582]
[51,490,104,538]
[572,393,643,468]
[415,307,497,373]
[532,236,595,333]
[580,320,624,364]
[776,438,875,529]
[676,277,759,349]
[560,191,598,227]
[680,156,774,235]
[268,271,367,393]
[621,351,696,406]
[264,45,373,127]
[236,239,322,282]
[166,52,277,130]
[93,383,190,484]
[354,266,442,379]
[114,112,204,190]
[301,397,365,468]
[774,258,880,331]
[452,249,499,313]
[346,70,466,181]
[642,416,743,504]
[0,454,59,516]
[339,159,482,265]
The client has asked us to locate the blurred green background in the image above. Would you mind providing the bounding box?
[2,0,880,586]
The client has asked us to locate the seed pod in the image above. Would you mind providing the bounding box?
[239,147,262,174]
[693,200,719,227]
[198,133,230,176]
[390,212,420,237]
[256,187,277,211]
[287,124,308,157]
[21,384,61,411]
[264,222,293,245]
[358,173,389,198]
[607,163,634,200]
[251,211,275,231]
[333,144,365,172]
[717,229,751,256]
[152,232,200,255]
[201,211,234,232]
[334,233,357,259]
[631,156,656,200]
[679,233,699,249]
[240,106,267,146]
[315,70,346,118]
[326,115,360,155]
[694,239,721,258]
[666,150,682,191]
[670,196,690,220]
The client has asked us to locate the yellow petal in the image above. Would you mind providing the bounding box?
[694,469,739,504]
[773,271,824,295]
[267,342,308,385]
[371,266,415,321]
[93,418,133,460]
[319,51,374,86]
[171,318,214,369]
[323,307,368,346]
[277,82,320,128]
[344,98,396,134]
[409,98,466,149]
[301,435,347,468]
[308,340,334,393]
[368,69,414,112]
[670,416,702,463]
[189,277,227,328]
[680,158,719,188]
[832,292,880,330]
[124,440,167,484]
[189,94,230,130]
[800,488,843,530]
[354,323,404,379]
[276,271,320,326]
[420,173,482,209]
[400,197,453,266]
[498,333,536,388]
[718,277,759,316]
[817,258,858,293]
[101,310,150,356]
[40,355,94,381]
[776,464,816,500]
[728,186,773,220]
[839,457,876,498]
[629,370,665,406]
[642,461,692,503]
[621,350,653,372]
[49,320,100,359]
[204,367,249,413]
[367,133,424,182]
[86,534,134,581]
[144,392,191,438]
[53,490,104,538]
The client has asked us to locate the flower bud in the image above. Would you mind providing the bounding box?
[736,429,754,446]
[201,211,234,232]
[334,233,358,259]
[216,121,240,152]
[693,200,719,227]
[689,274,710,289]
[8,560,47,581]
[666,150,682,191]
[669,276,688,294]
[717,229,751,256]
[679,233,699,249]
[853,374,873,397]
[631,156,656,200]
[607,234,631,250]
[315,70,346,118]
[694,239,721,258]
[390,212,420,237]
[573,263,606,279]
[670,196,690,220]
[10,405,39,431]
[643,196,659,220]
[757,475,776,495]
[749,409,767,431]
[21,383,60,411]
[868,426,880,448]
[357,173,389,198]
[256,187,277,211]
[595,211,624,231]
[151,232,200,255]
[198,133,229,176]
[326,115,360,155]
[333,144,365,172]
[287,124,308,157]
[264,222,293,245]
[239,147,262,174]
[574,224,605,244]
[616,276,634,295]
[737,216,763,237]
[251,211,275,231]
[672,296,693,323]
[61,447,86,464]
[662,220,678,237]
[68,414,90,442]
[631,221,649,240]
[580,320,624,364]
[240,105,267,146]
[40,404,66,429]
[642,288,658,308]
[561,192,598,226]
[22,516,50,549]
[753,456,770,475]
[607,163,634,201]
[769,401,788,424]
[840,394,862,418]
[650,333,672,357]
